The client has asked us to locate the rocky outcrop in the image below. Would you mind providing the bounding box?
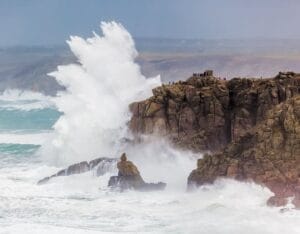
[188,95,300,207]
[129,70,300,206]
[108,153,166,191]
[38,157,117,184]
[38,154,166,192]
[130,71,300,152]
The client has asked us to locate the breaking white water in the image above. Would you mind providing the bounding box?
[1,22,300,233]
[42,21,161,166]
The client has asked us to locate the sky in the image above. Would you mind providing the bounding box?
[1,0,300,46]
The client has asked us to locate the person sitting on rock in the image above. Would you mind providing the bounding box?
[108,153,166,191]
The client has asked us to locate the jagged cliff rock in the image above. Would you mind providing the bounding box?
[129,70,300,206]
[130,71,300,152]
[188,95,300,207]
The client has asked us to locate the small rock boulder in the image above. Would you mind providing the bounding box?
[108,153,166,191]
[117,153,141,177]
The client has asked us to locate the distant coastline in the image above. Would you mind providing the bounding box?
[1,38,300,95]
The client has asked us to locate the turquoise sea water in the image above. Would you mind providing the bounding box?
[0,97,60,166]
[0,108,60,131]
[0,96,299,234]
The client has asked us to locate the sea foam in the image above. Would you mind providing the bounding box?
[0,89,54,111]
[1,21,300,233]
[41,22,161,165]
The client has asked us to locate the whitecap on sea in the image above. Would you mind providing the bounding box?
[0,22,300,234]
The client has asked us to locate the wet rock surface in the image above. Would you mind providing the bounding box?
[188,95,300,208]
[108,153,166,191]
[38,157,117,185]
[129,70,300,207]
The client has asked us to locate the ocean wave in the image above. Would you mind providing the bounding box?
[0,143,40,157]
[0,165,299,234]
[0,108,60,131]
[0,131,53,145]
[0,89,56,111]
[41,22,161,165]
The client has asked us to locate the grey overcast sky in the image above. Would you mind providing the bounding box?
[1,0,300,46]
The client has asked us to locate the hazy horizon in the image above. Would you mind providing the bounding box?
[2,1,300,95]
[2,0,300,46]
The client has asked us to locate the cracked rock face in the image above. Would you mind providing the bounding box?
[129,70,300,207]
[129,71,300,152]
[188,95,300,207]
